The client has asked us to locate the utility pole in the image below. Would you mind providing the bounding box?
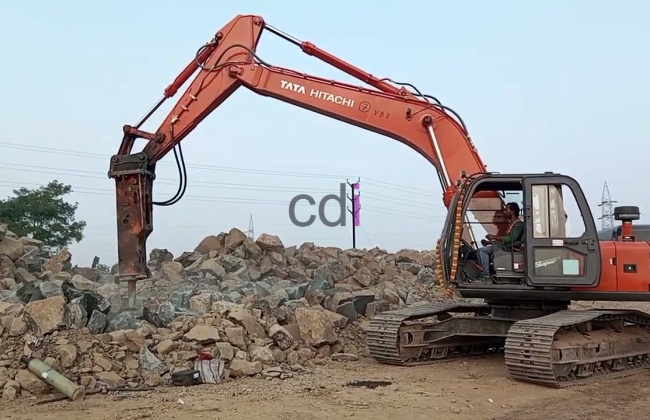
[598,181,616,230]
[246,214,255,239]
[346,179,360,248]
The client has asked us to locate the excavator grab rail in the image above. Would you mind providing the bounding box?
[108,14,499,305]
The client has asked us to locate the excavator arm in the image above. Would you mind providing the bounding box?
[108,14,498,304]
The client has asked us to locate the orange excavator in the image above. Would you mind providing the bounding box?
[109,14,650,388]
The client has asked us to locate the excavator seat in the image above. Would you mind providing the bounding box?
[492,235,525,277]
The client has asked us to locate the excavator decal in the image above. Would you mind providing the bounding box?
[279,80,356,107]
[534,256,560,269]
[111,14,650,389]
[279,80,306,93]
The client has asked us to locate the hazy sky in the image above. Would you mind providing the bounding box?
[0,1,647,267]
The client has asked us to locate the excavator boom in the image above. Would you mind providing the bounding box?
[108,14,497,299]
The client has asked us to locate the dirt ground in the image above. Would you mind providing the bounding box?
[2,355,649,420]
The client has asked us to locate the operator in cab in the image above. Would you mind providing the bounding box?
[476,202,524,281]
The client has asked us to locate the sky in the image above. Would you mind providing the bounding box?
[0,1,648,267]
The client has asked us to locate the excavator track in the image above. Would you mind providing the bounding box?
[366,301,509,365]
[505,309,650,388]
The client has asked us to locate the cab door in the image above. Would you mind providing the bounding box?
[523,175,601,287]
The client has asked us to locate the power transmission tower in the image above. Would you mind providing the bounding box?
[598,181,616,229]
[246,214,255,239]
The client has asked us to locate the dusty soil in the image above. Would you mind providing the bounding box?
[2,356,649,420]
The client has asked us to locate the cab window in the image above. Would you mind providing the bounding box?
[531,184,586,239]
[530,183,587,277]
[464,182,523,242]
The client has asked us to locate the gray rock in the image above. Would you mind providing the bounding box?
[247,267,262,281]
[219,255,247,273]
[308,276,332,293]
[16,249,44,273]
[233,267,250,282]
[248,345,276,366]
[96,283,121,310]
[148,248,174,270]
[61,282,111,316]
[160,261,187,283]
[107,311,140,331]
[174,251,204,268]
[352,267,373,287]
[336,301,358,323]
[396,287,409,303]
[397,262,422,275]
[13,268,37,284]
[142,297,177,328]
[168,285,196,308]
[188,293,213,313]
[139,346,168,375]
[199,259,226,279]
[71,274,99,291]
[64,297,88,329]
[348,292,376,316]
[287,266,308,281]
[15,281,43,303]
[254,281,272,297]
[70,267,102,283]
[286,282,309,300]
[269,324,294,350]
[241,237,263,259]
[406,293,422,305]
[87,310,108,334]
[313,259,344,286]
[268,282,289,298]
[262,294,286,311]
[224,291,243,303]
[39,280,63,298]
[175,307,202,317]
[273,288,289,303]
[365,300,389,318]
[416,267,436,285]
[214,342,235,361]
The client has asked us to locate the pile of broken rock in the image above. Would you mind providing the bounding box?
[0,222,444,401]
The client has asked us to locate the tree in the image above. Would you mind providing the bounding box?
[95,263,111,273]
[0,180,86,249]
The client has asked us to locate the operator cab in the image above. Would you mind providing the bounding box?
[440,173,602,297]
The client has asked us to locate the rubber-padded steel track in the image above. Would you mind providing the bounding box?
[505,309,650,388]
[366,301,491,365]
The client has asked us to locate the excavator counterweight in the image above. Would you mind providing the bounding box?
[110,14,650,388]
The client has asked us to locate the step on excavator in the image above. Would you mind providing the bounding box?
[108,14,650,388]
